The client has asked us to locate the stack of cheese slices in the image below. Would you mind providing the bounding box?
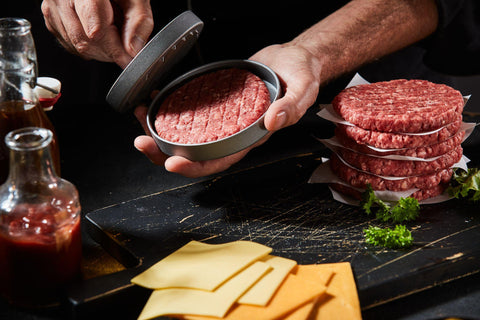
[326,79,466,201]
[131,240,362,320]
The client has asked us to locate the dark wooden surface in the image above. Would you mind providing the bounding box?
[0,98,480,320]
[1,101,479,320]
[73,113,480,319]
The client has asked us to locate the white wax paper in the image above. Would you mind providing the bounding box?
[310,73,477,206]
[308,157,467,205]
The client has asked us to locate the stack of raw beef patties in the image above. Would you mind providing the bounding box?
[329,79,465,201]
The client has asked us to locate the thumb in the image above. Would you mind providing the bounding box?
[115,0,154,58]
[264,79,319,131]
[263,94,299,132]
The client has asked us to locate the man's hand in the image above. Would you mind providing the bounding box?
[133,105,267,178]
[41,0,153,68]
[250,44,322,132]
[132,44,322,178]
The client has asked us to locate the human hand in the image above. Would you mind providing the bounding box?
[133,43,322,178]
[41,0,153,68]
[249,43,322,131]
[133,105,270,178]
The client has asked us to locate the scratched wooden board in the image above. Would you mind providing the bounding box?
[73,113,480,316]
[81,151,480,312]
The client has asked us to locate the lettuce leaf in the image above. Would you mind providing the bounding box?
[447,168,480,202]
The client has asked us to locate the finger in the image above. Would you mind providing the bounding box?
[164,133,271,178]
[134,105,150,135]
[75,0,131,66]
[96,25,133,67]
[134,135,167,166]
[263,95,294,132]
[115,0,154,57]
[44,16,75,54]
[164,150,250,178]
[41,1,79,54]
[264,77,319,131]
[134,90,162,134]
[150,90,160,99]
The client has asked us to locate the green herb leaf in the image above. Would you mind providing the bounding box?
[390,197,420,222]
[447,168,480,202]
[363,225,413,249]
[361,184,377,215]
[360,184,420,223]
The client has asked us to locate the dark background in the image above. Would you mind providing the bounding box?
[1,2,480,320]
[4,1,480,115]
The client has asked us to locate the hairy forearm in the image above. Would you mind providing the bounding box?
[289,0,439,83]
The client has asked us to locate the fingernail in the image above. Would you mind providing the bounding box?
[131,35,146,55]
[274,111,287,130]
[133,137,144,152]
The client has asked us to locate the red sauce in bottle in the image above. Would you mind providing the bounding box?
[0,203,82,307]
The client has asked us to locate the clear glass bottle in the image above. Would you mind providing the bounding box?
[0,127,82,308]
[0,17,60,185]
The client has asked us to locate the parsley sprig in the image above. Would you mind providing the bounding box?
[361,184,420,223]
[361,184,419,249]
[364,225,413,249]
[361,167,480,249]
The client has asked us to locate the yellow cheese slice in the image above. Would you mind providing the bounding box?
[293,263,361,320]
[131,240,272,290]
[282,300,316,320]
[313,262,362,320]
[137,261,271,320]
[292,264,335,286]
[280,264,337,320]
[184,265,329,320]
[238,255,297,306]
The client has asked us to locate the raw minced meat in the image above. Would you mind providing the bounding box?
[335,113,462,149]
[329,182,448,202]
[325,79,465,202]
[332,79,464,133]
[329,153,453,192]
[335,128,465,159]
[336,145,463,177]
[155,68,271,144]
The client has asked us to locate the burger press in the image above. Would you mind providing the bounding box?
[107,11,281,161]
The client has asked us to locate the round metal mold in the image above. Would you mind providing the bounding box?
[106,11,203,112]
[147,59,281,161]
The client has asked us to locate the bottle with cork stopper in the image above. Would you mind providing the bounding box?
[0,17,61,185]
[0,18,81,308]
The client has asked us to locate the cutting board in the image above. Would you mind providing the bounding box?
[69,152,480,317]
[69,113,480,318]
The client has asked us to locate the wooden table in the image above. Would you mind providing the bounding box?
[1,104,479,320]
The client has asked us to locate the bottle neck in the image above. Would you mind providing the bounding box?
[0,17,38,104]
[5,127,58,187]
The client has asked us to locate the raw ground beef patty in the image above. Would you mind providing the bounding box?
[335,113,463,149]
[154,68,271,144]
[329,182,448,202]
[335,128,465,159]
[336,145,463,177]
[329,153,453,192]
[332,79,464,133]
[324,79,465,201]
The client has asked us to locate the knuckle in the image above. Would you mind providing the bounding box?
[85,24,104,41]
[138,12,154,26]
[72,40,91,55]
[40,2,52,19]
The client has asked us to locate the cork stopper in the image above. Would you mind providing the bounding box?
[35,77,61,111]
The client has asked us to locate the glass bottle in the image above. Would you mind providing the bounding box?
[0,17,60,185]
[0,127,82,308]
